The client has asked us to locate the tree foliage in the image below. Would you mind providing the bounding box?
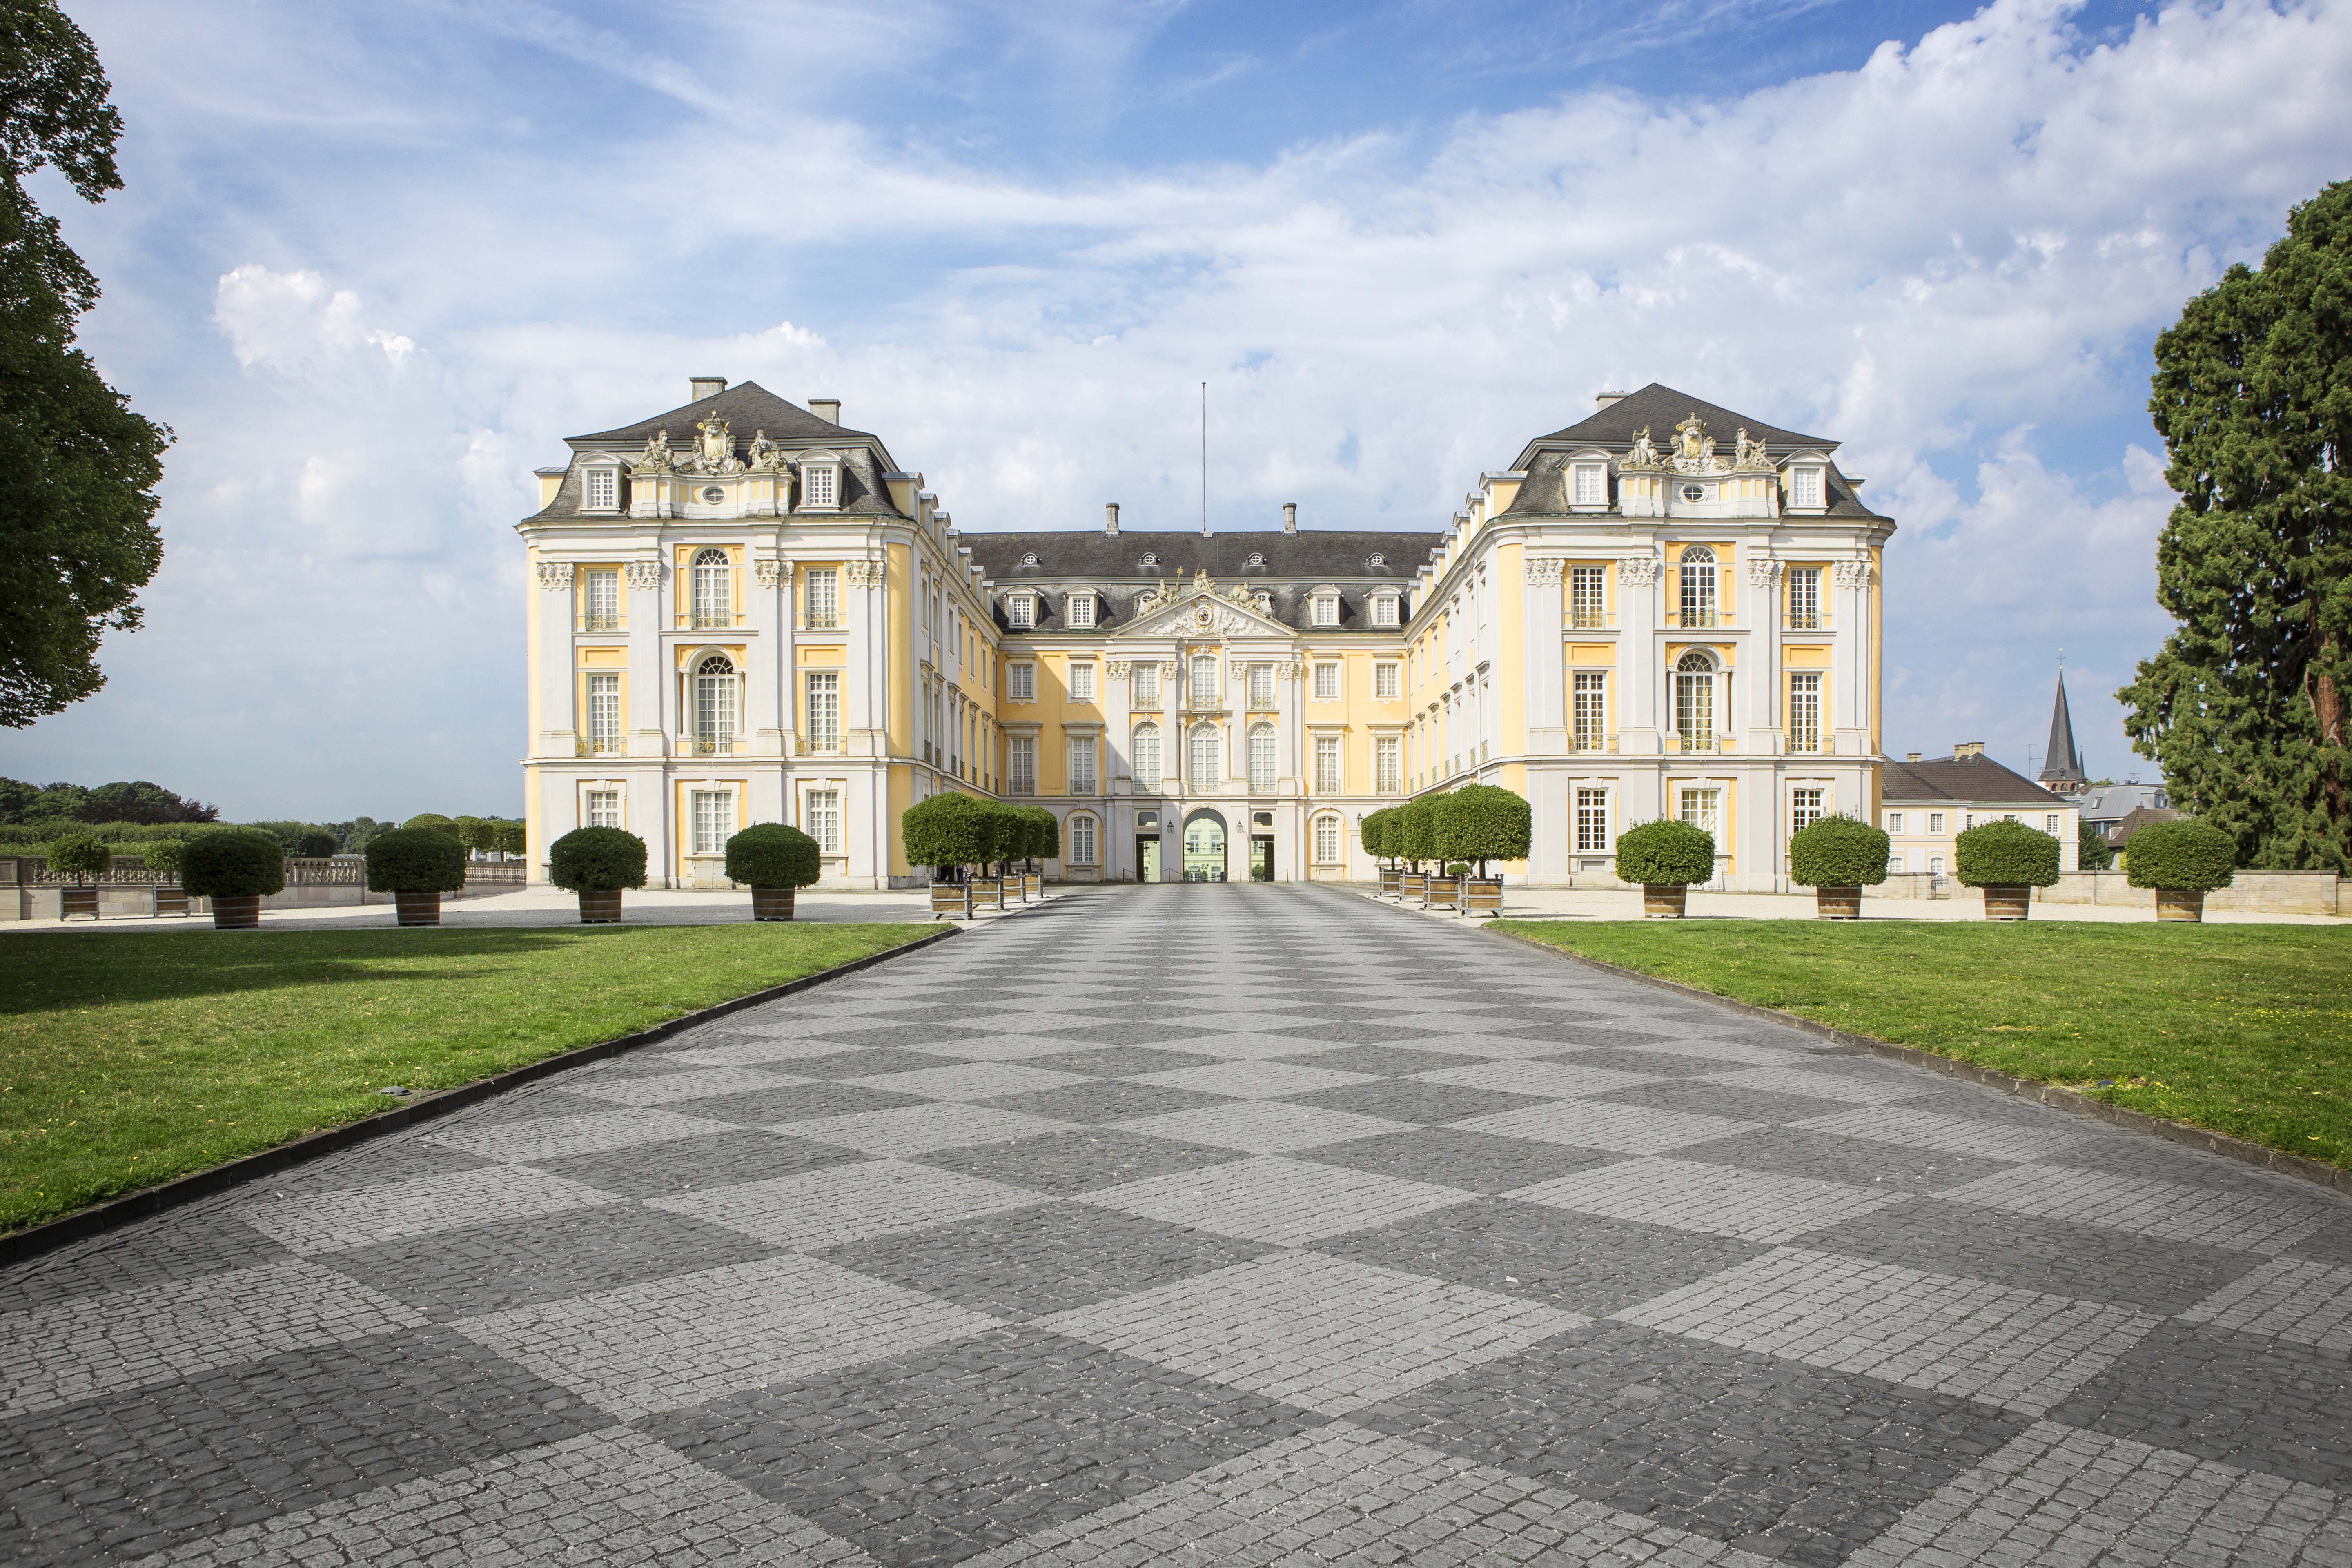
[0,3,170,726]
[901,791,991,877]
[1397,797,1441,867]
[1953,819,2062,888]
[1788,815,1891,888]
[1614,820,1715,887]
[725,822,822,889]
[179,829,285,898]
[0,775,212,824]
[546,826,646,891]
[2123,818,2237,893]
[1022,804,1060,864]
[45,826,107,881]
[1430,784,1532,875]
[363,827,468,894]
[1359,807,1392,861]
[2077,818,2116,871]
[2119,179,2352,871]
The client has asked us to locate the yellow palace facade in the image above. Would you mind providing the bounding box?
[519,379,1891,890]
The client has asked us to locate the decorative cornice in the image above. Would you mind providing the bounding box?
[1746,555,1783,588]
[625,559,663,592]
[535,561,575,591]
[846,561,885,588]
[1833,561,1874,589]
[1616,557,1663,588]
[754,559,783,590]
[1524,557,1566,586]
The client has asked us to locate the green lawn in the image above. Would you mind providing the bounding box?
[0,923,935,1234]
[1489,920,2352,1170]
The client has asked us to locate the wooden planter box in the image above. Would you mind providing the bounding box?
[1426,876,1464,913]
[1024,872,1043,900]
[930,882,969,921]
[212,894,263,930]
[151,886,190,917]
[1980,885,2031,921]
[59,885,99,920]
[1464,877,1504,916]
[1643,884,1688,919]
[1399,871,1427,903]
[577,889,624,924]
[2155,888,2205,922]
[394,891,442,927]
[751,886,797,922]
[1815,886,1862,920]
[969,877,1003,910]
[1380,866,1403,897]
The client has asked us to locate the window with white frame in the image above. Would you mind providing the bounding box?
[1572,462,1607,507]
[806,789,842,854]
[585,788,622,829]
[1575,787,1610,852]
[1790,466,1824,509]
[1065,593,1095,628]
[1792,786,1825,835]
[1007,594,1035,628]
[1570,566,1606,628]
[1249,724,1277,792]
[1190,656,1218,706]
[1008,663,1036,702]
[1890,853,1907,873]
[1313,662,1339,702]
[1069,813,1097,865]
[1929,811,1945,833]
[1068,735,1098,793]
[804,567,838,629]
[1372,594,1399,627]
[1007,735,1036,794]
[1375,735,1401,793]
[1069,662,1096,703]
[586,673,621,753]
[582,568,620,630]
[1314,734,1341,793]
[584,466,619,511]
[1887,811,1905,833]
[1788,567,1822,630]
[1132,722,1162,789]
[1314,815,1341,864]
[690,789,735,854]
[691,549,732,628]
[1374,662,1400,701]
[1573,671,1607,752]
[1189,724,1220,788]
[1134,663,1160,706]
[1678,546,1718,628]
[2046,814,2061,835]
[692,654,736,753]
[801,461,838,509]
[1788,673,1822,753]
[1312,593,1339,627]
[1248,664,1275,708]
[805,670,840,752]
[1929,853,1945,874]
[1674,651,1715,751]
[1678,785,1722,839]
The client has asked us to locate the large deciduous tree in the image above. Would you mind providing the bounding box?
[2119,180,2352,872]
[0,2,169,727]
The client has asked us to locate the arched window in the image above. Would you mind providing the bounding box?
[1190,655,1218,707]
[1132,722,1162,791]
[1248,723,1277,792]
[691,548,732,629]
[693,653,737,754]
[1314,814,1342,865]
[1189,724,1221,789]
[1067,812,1098,866]
[1674,650,1715,753]
[1678,546,1717,629]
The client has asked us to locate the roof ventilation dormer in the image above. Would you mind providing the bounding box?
[690,375,727,401]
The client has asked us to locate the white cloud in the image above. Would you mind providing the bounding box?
[214,266,416,376]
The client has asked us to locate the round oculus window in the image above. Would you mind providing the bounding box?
[1681,484,1707,502]
[701,486,726,504]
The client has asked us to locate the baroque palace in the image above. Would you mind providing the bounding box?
[519,379,1890,890]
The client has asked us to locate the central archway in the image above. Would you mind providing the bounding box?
[1181,809,1229,882]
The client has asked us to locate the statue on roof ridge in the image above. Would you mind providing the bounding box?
[631,429,675,474]
[1622,427,1661,469]
[747,430,782,471]
[692,415,743,474]
[1734,428,1772,470]
[1674,413,1713,463]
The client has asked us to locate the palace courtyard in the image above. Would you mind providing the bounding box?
[4,885,2348,1566]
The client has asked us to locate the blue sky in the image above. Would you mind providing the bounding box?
[6,0,2349,818]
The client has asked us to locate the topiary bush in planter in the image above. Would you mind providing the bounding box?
[365,827,468,926]
[726,823,822,920]
[2123,818,2235,921]
[1399,796,1441,871]
[1788,815,1890,919]
[182,829,287,928]
[403,813,462,840]
[548,826,647,923]
[1954,818,2060,920]
[1433,784,1533,878]
[902,791,991,881]
[139,838,184,884]
[48,830,112,884]
[1614,820,1715,918]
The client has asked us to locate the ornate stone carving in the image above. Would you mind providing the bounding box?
[1524,557,1565,586]
[1621,428,1662,469]
[754,559,783,590]
[846,561,884,588]
[1665,413,1735,476]
[1106,661,1132,679]
[625,558,663,592]
[630,430,675,475]
[688,416,744,474]
[535,560,575,590]
[1746,554,1783,588]
[1734,428,1773,471]
[1616,556,1663,588]
[1833,561,1874,589]
[747,430,785,472]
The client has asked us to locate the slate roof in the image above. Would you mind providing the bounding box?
[2108,804,2183,847]
[569,381,881,450]
[2039,674,2087,788]
[1880,754,2071,808]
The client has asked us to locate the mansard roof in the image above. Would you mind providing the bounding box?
[960,530,1442,584]
[568,381,888,457]
[1881,753,2071,808]
[1521,383,1837,460]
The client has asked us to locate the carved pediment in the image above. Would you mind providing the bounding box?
[1125,582,1293,639]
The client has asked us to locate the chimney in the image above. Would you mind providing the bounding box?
[1953,741,1985,760]
[808,397,840,425]
[1595,390,1630,408]
[1104,502,1120,535]
[1906,752,1921,763]
[1283,502,1297,534]
[690,375,727,401]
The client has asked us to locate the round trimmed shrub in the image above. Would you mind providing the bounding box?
[1025,805,1061,864]
[901,791,992,876]
[364,828,468,893]
[1359,807,1391,861]
[2123,819,2236,893]
[48,830,113,884]
[1615,820,1715,887]
[402,813,462,840]
[547,826,648,891]
[140,839,185,884]
[1443,861,1470,877]
[1399,797,1441,866]
[725,823,822,889]
[180,829,288,898]
[296,831,338,859]
[1432,784,1533,874]
[1954,819,2062,888]
[1788,815,1891,888]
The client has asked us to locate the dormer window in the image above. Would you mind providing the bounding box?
[1066,592,1096,628]
[800,455,841,510]
[1007,593,1036,628]
[1138,552,1158,568]
[1572,463,1608,508]
[583,465,620,512]
[1312,593,1339,628]
[1790,465,1826,510]
[1245,552,1265,568]
[1367,552,1386,569]
[1372,593,1399,628]
[1020,552,1040,568]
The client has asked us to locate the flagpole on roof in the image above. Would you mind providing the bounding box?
[1200,381,1209,537]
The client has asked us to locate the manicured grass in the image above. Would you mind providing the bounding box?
[1489,920,2352,1170]
[0,923,935,1234]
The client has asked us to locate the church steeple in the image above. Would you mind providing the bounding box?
[2038,670,2086,794]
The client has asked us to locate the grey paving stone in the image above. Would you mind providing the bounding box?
[2049,1321,2352,1488]
[917,1127,1246,1195]
[817,1200,1274,1321]
[1133,1059,1385,1099]
[648,1158,1039,1252]
[1677,1125,2014,1194]
[532,1126,871,1198]
[434,1086,610,1125]
[1512,1156,1909,1243]
[640,1325,1323,1566]
[1018,1046,1226,1076]
[1942,1163,2338,1255]
[2181,1258,2352,1353]
[775,1045,971,1078]
[1455,1097,1762,1154]
[656,1079,934,1127]
[1785,1103,2090,1163]
[803,1021,1020,1049]
[978,1078,1241,1124]
[0,1207,287,1314]
[421,1106,742,1164]
[1301,1125,1624,1193]
[1025,1019,1224,1047]
[1258,1020,1457,1046]
[1285,1077,1551,1125]
[1597,1076,1863,1126]
[1269,1043,1497,1076]
[233,1164,622,1255]
[1082,1154,1474,1245]
[1114,1099,1419,1155]
[788,1102,1081,1158]
[260,1136,499,1195]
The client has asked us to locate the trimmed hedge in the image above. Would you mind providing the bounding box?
[902,791,992,875]
[1615,820,1715,887]
[1432,784,1532,873]
[180,829,288,898]
[2124,819,2236,893]
[1953,818,2062,888]
[1788,815,1891,888]
[1360,807,1393,861]
[47,830,113,883]
[1398,797,1441,866]
[725,823,822,889]
[547,826,648,891]
[364,828,469,894]
[1025,805,1061,864]
[403,813,462,840]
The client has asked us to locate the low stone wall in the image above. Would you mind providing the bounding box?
[2035,868,2343,916]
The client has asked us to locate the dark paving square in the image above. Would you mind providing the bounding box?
[0,1326,608,1565]
[803,1022,1015,1051]
[1598,1076,1856,1125]
[1270,1044,1493,1076]
[1358,1321,2027,1568]
[1474,1020,1686,1048]
[1316,1197,1768,1315]
[918,1127,1244,1195]
[663,1080,933,1125]
[1023,1019,1221,1048]
[819,1201,1272,1320]
[533,1127,869,1198]
[441,1088,610,1126]
[1259,1020,1448,1046]
[1802,1198,2263,1314]
[1286,1078,1550,1125]
[1449,1004,1617,1025]
[2049,1322,2352,1488]
[780,1047,964,1080]
[981,1079,1239,1125]
[0,1208,288,1313]
[643,1325,1319,1564]
[2289,1218,2352,1268]
[1300,1127,1621,1194]
[1549,1047,1749,1079]
[1677,1127,2011,1194]
[267,1139,498,1194]
[1020,1046,1225,1078]
[2043,1135,2323,1196]
[319,1202,779,1318]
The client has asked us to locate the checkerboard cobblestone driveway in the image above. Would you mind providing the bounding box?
[7,884,2351,1566]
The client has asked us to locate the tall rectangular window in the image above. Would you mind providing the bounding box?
[584,467,618,510]
[1066,594,1095,628]
[585,788,621,829]
[1313,596,1339,627]
[1788,567,1822,630]
[1374,662,1400,701]
[1314,662,1339,701]
[1791,467,1824,508]
[1575,788,1609,852]
[1007,595,1035,627]
[1678,548,1718,628]
[1792,786,1825,835]
[1570,566,1606,628]
[806,671,840,751]
[1008,736,1036,794]
[1573,672,1606,752]
[2046,813,2060,835]
[1373,596,1399,627]
[806,790,841,853]
[586,673,621,753]
[1189,726,1220,788]
[1788,673,1821,753]
[1131,725,1161,790]
[1249,727,1277,792]
[1249,664,1274,708]
[1572,463,1606,506]
[1678,786,1722,839]
[1929,811,1945,833]
[1190,656,1218,707]
[1009,664,1036,702]
[1070,662,1096,703]
[1376,735,1401,793]
[1314,735,1341,793]
[692,550,733,629]
[804,568,839,629]
[583,569,620,630]
[1068,735,1097,793]
[1134,664,1160,706]
[1314,815,1341,864]
[1887,811,1905,833]
[1070,813,1096,865]
[690,789,735,855]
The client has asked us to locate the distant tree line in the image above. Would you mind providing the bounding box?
[0,777,521,859]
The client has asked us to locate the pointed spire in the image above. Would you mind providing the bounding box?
[2038,670,2086,792]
